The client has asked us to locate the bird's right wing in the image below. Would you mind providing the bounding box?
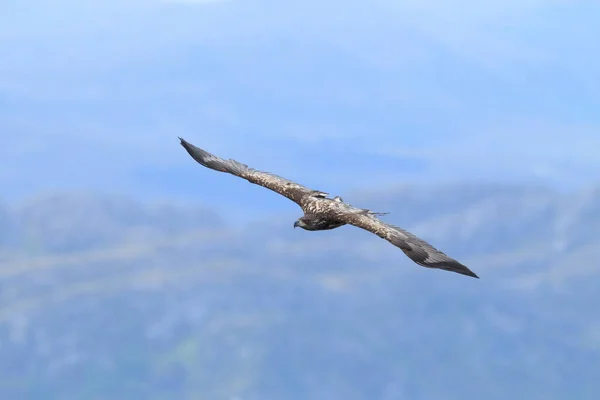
[327,202,479,278]
[179,137,326,207]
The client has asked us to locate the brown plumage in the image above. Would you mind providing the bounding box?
[179,137,479,279]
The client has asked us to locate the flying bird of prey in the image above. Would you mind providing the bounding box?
[178,137,479,279]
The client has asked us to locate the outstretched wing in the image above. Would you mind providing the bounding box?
[179,137,325,207]
[326,202,479,278]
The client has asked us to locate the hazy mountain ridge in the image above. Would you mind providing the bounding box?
[0,184,599,399]
[0,192,224,254]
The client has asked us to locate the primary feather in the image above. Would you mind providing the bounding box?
[179,137,479,279]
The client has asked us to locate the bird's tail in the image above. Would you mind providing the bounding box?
[361,209,389,218]
[368,211,389,216]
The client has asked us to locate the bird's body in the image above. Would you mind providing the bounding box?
[294,214,346,231]
[178,137,479,279]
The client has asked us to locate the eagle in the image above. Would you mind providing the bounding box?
[178,137,479,279]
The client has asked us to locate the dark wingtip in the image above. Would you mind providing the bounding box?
[434,261,480,279]
[458,267,480,279]
[178,137,194,153]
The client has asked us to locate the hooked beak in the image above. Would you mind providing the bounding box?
[293,220,299,229]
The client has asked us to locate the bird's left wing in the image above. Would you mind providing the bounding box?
[179,137,326,207]
[326,202,479,278]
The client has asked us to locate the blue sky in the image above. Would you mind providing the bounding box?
[1,0,599,213]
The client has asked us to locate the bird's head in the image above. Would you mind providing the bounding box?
[293,218,308,229]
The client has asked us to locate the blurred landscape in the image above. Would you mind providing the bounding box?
[2,0,600,398]
[1,184,599,399]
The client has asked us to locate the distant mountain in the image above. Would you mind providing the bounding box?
[0,185,599,399]
[3,192,224,254]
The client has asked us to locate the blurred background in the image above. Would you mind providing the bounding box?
[1,0,600,399]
